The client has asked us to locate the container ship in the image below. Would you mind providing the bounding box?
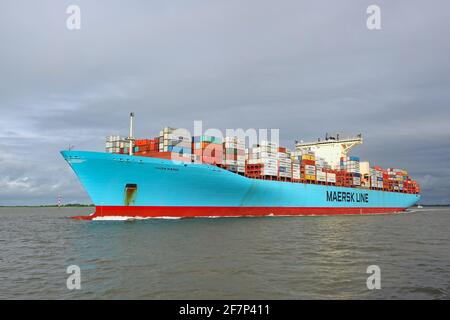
[62,114,421,220]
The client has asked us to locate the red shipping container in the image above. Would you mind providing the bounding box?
[301,159,315,166]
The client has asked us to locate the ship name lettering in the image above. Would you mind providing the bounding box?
[327,191,369,203]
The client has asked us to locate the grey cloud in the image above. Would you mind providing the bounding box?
[1,0,449,204]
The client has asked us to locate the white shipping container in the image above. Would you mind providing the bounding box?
[279,173,291,178]
[264,164,278,170]
[260,141,278,147]
[261,159,278,165]
[316,170,326,178]
[259,146,278,153]
[167,133,190,140]
[260,152,277,158]
[304,165,315,171]
[168,141,191,148]
[327,173,336,179]
[225,136,244,142]
[225,142,237,148]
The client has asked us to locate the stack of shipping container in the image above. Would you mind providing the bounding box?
[315,157,330,185]
[134,138,159,156]
[192,135,223,165]
[291,155,301,181]
[370,166,384,190]
[106,135,129,154]
[386,168,409,192]
[105,128,419,194]
[246,141,279,178]
[223,137,245,173]
[405,180,420,194]
[277,147,292,180]
[340,156,361,187]
[301,152,316,182]
[359,161,370,188]
[326,170,337,185]
[335,171,353,187]
[159,127,192,162]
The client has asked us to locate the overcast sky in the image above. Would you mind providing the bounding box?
[1,0,449,205]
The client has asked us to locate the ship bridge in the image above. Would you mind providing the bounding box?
[295,133,363,168]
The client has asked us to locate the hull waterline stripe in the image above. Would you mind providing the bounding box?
[70,206,406,220]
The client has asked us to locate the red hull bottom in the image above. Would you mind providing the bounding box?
[71,206,406,220]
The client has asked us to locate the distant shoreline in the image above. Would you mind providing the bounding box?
[414,204,450,207]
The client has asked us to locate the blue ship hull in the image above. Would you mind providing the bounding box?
[61,151,420,219]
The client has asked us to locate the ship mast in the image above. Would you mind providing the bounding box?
[126,112,135,156]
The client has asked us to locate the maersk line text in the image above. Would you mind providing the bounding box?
[326,191,369,203]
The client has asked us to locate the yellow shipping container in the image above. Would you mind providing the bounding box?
[302,154,316,161]
[304,174,316,180]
